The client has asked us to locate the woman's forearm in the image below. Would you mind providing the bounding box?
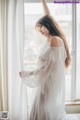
[41,0,51,15]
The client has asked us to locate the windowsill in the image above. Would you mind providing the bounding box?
[65,101,80,106]
[65,101,80,114]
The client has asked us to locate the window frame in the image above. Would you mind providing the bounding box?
[71,4,77,101]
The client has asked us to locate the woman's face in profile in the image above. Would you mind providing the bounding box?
[35,24,50,37]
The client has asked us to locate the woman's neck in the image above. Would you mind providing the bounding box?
[47,35,55,42]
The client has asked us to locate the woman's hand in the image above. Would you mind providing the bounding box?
[19,72,22,77]
[29,71,33,75]
[41,0,46,1]
[19,71,33,78]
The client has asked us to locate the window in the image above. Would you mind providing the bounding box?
[76,4,80,100]
[24,3,77,110]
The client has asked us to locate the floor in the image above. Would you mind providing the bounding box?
[73,114,80,120]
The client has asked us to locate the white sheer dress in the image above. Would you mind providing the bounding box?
[21,39,78,120]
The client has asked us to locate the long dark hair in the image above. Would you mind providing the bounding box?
[35,15,71,68]
[36,15,60,36]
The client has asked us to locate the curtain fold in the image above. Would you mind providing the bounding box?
[7,0,28,119]
[0,0,8,111]
[0,0,28,119]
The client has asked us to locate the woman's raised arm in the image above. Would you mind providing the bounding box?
[41,0,51,15]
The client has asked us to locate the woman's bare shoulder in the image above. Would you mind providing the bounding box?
[50,36,64,47]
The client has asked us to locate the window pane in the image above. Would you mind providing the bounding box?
[76,4,80,100]
[24,3,72,110]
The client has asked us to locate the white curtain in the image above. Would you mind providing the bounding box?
[7,0,28,120]
[0,0,8,111]
[0,0,28,119]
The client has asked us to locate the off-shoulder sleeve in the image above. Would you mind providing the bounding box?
[21,47,57,88]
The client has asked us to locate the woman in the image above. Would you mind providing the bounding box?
[19,0,77,120]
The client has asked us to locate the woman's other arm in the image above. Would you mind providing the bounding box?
[41,0,51,15]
